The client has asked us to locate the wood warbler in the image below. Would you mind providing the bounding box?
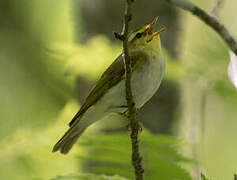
[53,17,165,154]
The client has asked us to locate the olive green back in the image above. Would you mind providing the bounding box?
[69,51,148,127]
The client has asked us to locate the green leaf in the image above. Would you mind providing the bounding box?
[77,130,192,180]
[49,173,129,180]
[200,173,209,180]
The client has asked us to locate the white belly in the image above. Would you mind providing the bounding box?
[132,55,165,108]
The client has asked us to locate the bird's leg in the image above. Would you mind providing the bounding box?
[125,122,143,132]
[113,105,128,116]
[118,108,129,118]
[115,105,128,108]
[115,106,143,132]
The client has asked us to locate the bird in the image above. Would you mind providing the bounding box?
[52,17,166,154]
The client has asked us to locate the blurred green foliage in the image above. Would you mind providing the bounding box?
[78,131,192,180]
[48,173,129,180]
[1,0,237,180]
[200,173,209,180]
[0,0,76,141]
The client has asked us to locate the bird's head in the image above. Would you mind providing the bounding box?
[128,17,165,52]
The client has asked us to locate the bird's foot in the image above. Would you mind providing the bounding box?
[118,109,129,118]
[115,106,142,131]
[125,122,143,132]
[114,105,128,109]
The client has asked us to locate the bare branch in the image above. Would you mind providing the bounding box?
[165,0,237,55]
[115,0,144,179]
[209,0,224,16]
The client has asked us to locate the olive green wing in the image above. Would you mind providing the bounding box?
[69,51,148,127]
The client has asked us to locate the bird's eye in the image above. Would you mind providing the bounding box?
[136,32,142,39]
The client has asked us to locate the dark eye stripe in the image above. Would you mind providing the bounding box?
[136,32,143,39]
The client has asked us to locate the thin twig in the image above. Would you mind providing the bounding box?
[115,0,144,179]
[200,90,207,145]
[209,0,224,16]
[165,0,237,55]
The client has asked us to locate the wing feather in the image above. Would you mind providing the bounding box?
[69,51,148,127]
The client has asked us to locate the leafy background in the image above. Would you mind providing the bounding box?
[0,0,237,179]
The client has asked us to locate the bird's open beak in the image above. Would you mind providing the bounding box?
[147,17,166,38]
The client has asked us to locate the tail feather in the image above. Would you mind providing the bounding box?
[52,126,86,154]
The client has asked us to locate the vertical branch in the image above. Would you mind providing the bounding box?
[123,0,144,179]
[115,0,144,179]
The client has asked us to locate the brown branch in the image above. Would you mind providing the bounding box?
[165,0,237,55]
[115,0,144,179]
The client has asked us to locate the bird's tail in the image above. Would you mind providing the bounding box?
[52,124,86,154]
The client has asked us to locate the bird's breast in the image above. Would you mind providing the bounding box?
[131,54,165,108]
[96,53,165,114]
